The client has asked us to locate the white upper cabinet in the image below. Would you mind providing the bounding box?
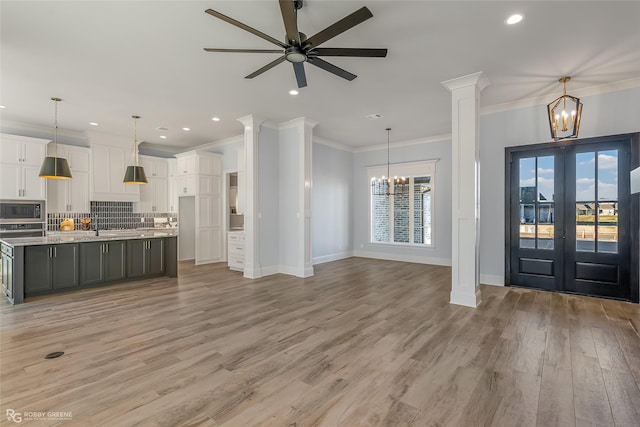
[90,141,139,202]
[137,156,169,212]
[47,144,90,213]
[0,133,47,200]
[176,154,196,176]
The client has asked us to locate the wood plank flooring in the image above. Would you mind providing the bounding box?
[1,257,639,426]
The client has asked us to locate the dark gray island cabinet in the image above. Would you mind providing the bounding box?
[79,241,127,286]
[127,239,165,278]
[25,244,80,294]
[1,233,177,304]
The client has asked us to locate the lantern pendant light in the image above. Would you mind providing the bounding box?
[123,115,148,184]
[371,128,408,197]
[547,76,583,141]
[39,97,72,179]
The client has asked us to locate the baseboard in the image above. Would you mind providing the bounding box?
[353,250,451,266]
[312,251,354,265]
[480,274,504,286]
[258,265,279,277]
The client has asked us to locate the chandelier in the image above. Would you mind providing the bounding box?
[547,76,583,141]
[371,128,408,197]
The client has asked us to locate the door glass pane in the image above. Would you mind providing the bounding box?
[576,202,595,252]
[537,204,554,250]
[597,150,618,201]
[576,152,596,252]
[596,150,618,253]
[537,156,554,201]
[597,202,618,253]
[576,152,595,201]
[520,204,535,248]
[519,158,536,202]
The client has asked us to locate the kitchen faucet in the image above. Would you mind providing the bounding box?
[93,214,99,236]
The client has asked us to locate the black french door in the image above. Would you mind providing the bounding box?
[506,133,639,302]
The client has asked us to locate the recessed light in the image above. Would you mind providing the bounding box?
[182,127,190,131]
[160,135,167,139]
[211,117,220,122]
[289,90,299,95]
[89,122,99,126]
[505,13,524,25]
[0,105,6,109]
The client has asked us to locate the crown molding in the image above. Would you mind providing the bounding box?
[312,136,353,153]
[481,76,640,116]
[188,134,244,152]
[441,71,490,92]
[353,133,452,153]
[279,117,319,130]
[0,119,88,141]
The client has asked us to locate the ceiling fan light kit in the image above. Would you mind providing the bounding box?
[547,76,583,141]
[203,0,387,88]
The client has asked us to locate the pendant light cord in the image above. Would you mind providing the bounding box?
[51,97,62,158]
[132,115,140,166]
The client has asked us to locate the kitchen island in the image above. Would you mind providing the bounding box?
[1,230,177,304]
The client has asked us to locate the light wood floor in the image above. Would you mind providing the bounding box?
[1,258,639,426]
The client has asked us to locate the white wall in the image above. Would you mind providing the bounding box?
[312,142,353,264]
[352,138,453,266]
[207,138,243,172]
[479,87,640,285]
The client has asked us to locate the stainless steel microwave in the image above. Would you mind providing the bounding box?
[0,200,45,223]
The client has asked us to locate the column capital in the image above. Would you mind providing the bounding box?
[236,114,265,129]
[279,117,319,131]
[441,71,490,92]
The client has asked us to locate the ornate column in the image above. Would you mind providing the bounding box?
[441,72,490,307]
[237,114,264,279]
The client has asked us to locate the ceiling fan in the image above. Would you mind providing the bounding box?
[203,0,387,88]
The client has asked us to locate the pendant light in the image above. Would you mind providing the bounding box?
[39,97,72,179]
[123,115,148,184]
[547,76,583,141]
[371,128,408,197]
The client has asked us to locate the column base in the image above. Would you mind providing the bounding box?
[450,287,482,308]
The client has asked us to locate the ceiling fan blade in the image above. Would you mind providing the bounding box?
[205,9,287,49]
[245,56,286,79]
[304,7,373,49]
[293,62,307,88]
[311,48,387,57]
[204,48,284,53]
[279,0,300,46]
[307,57,356,81]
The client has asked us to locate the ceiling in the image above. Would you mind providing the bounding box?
[2,1,640,150]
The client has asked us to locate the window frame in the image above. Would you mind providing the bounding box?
[367,160,438,248]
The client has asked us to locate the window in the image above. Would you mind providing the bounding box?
[368,160,437,247]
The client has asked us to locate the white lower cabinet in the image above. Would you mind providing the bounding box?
[227,231,244,272]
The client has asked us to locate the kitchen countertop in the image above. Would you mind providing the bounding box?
[0,229,178,248]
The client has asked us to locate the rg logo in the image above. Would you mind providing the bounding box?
[6,409,22,423]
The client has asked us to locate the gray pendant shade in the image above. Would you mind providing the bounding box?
[40,97,72,180]
[123,114,148,185]
[123,165,148,184]
[39,156,72,179]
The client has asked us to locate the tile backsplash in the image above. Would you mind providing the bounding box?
[47,201,176,231]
